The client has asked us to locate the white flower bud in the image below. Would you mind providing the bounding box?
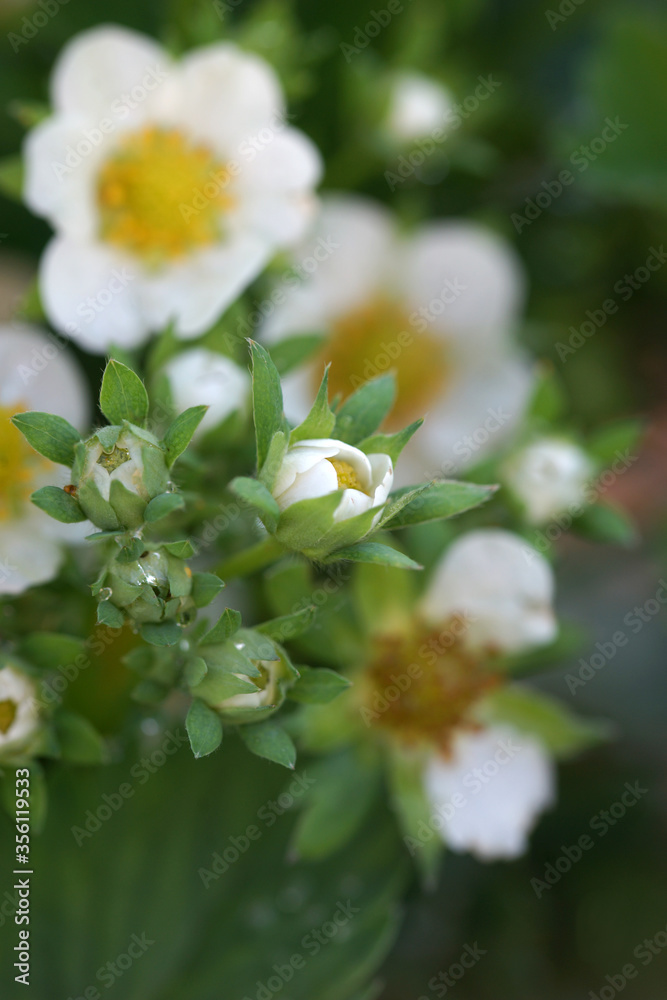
[162,348,250,438]
[420,529,557,654]
[215,659,282,712]
[272,439,393,523]
[502,438,593,525]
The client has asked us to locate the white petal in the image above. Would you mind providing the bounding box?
[0,522,63,595]
[333,489,372,522]
[295,438,374,490]
[386,72,455,143]
[420,529,557,654]
[162,348,250,436]
[368,452,394,504]
[0,666,40,751]
[260,195,398,342]
[272,443,339,497]
[51,25,170,119]
[23,116,103,239]
[138,237,270,339]
[39,237,147,352]
[423,726,555,860]
[274,458,337,510]
[0,323,89,430]
[170,43,284,149]
[502,438,593,525]
[401,222,526,349]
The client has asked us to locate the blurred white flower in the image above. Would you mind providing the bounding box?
[385,71,455,143]
[23,25,322,353]
[0,665,40,759]
[423,724,555,860]
[502,437,593,525]
[162,348,250,437]
[273,438,393,522]
[261,195,532,481]
[0,323,89,595]
[420,528,557,653]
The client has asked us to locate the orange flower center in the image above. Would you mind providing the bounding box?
[97,126,233,266]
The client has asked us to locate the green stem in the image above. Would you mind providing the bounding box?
[215,535,286,580]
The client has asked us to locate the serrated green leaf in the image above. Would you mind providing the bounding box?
[250,339,285,471]
[327,541,422,570]
[99,359,149,426]
[191,572,225,608]
[145,492,186,522]
[289,665,351,704]
[140,622,183,646]
[290,365,336,443]
[200,608,242,646]
[239,722,296,769]
[96,600,125,629]
[333,375,396,444]
[357,419,424,463]
[11,411,81,466]
[163,405,208,466]
[383,480,497,528]
[186,699,223,758]
[230,476,281,532]
[31,486,86,523]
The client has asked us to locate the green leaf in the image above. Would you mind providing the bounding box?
[574,502,638,546]
[191,572,225,608]
[480,686,613,759]
[186,699,223,758]
[140,622,183,646]
[383,480,497,528]
[527,365,567,424]
[108,477,146,529]
[249,339,285,471]
[290,365,336,443]
[0,154,23,201]
[276,490,341,551]
[54,712,107,765]
[588,419,643,466]
[256,606,316,642]
[16,633,85,672]
[333,375,396,444]
[31,486,86,523]
[184,656,208,687]
[327,541,422,570]
[99,359,149,426]
[257,429,288,492]
[289,665,351,704]
[163,405,208,466]
[193,670,260,703]
[357,419,424,463]
[11,411,81,466]
[239,722,296,769]
[96,600,125,629]
[145,492,186,522]
[388,747,442,887]
[229,476,281,532]
[268,332,326,374]
[162,539,195,558]
[200,608,242,646]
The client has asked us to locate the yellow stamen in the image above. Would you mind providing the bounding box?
[0,405,49,522]
[318,298,449,429]
[0,699,17,735]
[329,458,367,493]
[97,126,233,266]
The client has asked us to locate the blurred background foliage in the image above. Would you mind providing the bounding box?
[0,0,665,997]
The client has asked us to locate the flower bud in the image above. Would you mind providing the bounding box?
[385,71,455,143]
[273,438,393,523]
[100,545,194,625]
[502,437,593,525]
[73,425,169,530]
[0,664,41,762]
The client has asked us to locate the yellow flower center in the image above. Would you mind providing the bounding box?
[329,458,367,493]
[0,405,48,522]
[0,699,17,735]
[360,619,499,751]
[318,298,450,429]
[97,126,233,266]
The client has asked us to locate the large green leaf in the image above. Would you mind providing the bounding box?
[0,741,406,1000]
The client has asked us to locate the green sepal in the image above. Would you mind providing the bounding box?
[30,486,87,523]
[163,405,208,466]
[325,541,422,570]
[357,419,424,463]
[186,699,223,758]
[290,365,336,443]
[99,359,149,427]
[333,375,396,444]
[268,333,326,374]
[288,665,351,704]
[239,722,296,769]
[255,606,316,642]
[140,622,183,646]
[109,478,146,529]
[199,608,242,646]
[97,600,125,629]
[144,492,185,522]
[77,478,121,530]
[191,572,225,608]
[249,339,286,471]
[229,476,281,533]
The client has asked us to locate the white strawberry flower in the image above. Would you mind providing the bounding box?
[272,438,393,522]
[420,528,557,654]
[385,71,455,143]
[260,195,532,482]
[0,665,41,760]
[0,323,89,595]
[423,725,555,860]
[23,25,322,353]
[502,437,593,525]
[162,348,250,438]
